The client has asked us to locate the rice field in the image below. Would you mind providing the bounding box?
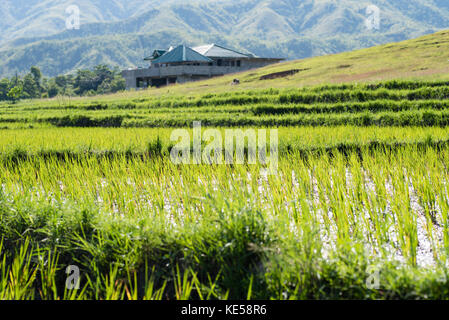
[2,80,449,300]
[3,80,449,129]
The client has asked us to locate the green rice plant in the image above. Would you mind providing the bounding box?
[1,238,37,300]
[35,247,60,300]
[173,265,195,301]
[142,264,167,300]
[388,155,418,266]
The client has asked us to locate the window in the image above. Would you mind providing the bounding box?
[237,60,241,67]
[217,59,223,66]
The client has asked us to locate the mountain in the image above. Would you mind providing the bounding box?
[1,0,449,77]
[0,0,171,44]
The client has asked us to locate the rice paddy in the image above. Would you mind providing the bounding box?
[2,79,449,300]
[3,80,449,129]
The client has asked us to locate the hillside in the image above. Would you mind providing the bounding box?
[1,0,449,77]
[137,30,449,96]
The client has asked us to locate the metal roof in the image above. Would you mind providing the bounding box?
[151,45,213,64]
[193,44,254,58]
[144,49,167,61]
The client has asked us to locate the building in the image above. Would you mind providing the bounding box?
[122,44,284,89]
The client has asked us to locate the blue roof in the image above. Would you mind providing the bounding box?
[151,45,213,64]
[144,49,167,61]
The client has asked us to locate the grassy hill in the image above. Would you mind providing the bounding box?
[124,29,449,97]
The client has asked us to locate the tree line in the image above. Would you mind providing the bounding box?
[0,65,126,103]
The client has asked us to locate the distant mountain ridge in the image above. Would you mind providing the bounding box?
[1,0,449,77]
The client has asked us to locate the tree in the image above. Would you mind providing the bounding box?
[0,64,125,100]
[0,78,11,100]
[74,69,97,95]
[7,86,23,103]
[47,83,60,98]
[55,75,67,88]
[110,76,126,92]
[94,64,113,84]
[30,66,42,86]
[22,73,40,99]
